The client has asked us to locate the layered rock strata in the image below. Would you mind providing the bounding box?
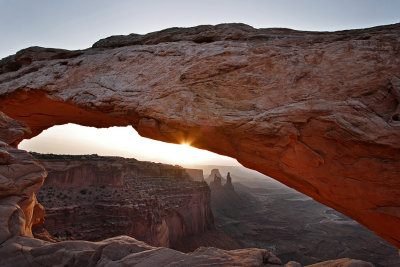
[0,22,398,256]
[32,153,214,249]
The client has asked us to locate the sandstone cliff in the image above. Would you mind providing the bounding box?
[34,153,202,186]
[32,153,216,250]
[0,113,46,243]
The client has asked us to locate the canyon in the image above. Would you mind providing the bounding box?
[33,154,398,265]
[207,169,400,266]
[0,22,399,266]
[31,153,239,251]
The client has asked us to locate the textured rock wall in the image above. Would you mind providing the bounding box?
[33,154,213,249]
[0,113,46,244]
[39,160,124,187]
[0,23,399,250]
[34,153,199,186]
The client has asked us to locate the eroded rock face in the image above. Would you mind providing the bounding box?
[0,23,399,249]
[0,112,46,244]
[33,153,200,187]
[32,154,214,250]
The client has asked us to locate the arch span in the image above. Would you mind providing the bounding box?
[0,23,400,249]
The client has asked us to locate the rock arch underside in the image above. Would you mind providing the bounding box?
[0,23,399,266]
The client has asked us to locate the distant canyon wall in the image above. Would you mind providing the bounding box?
[34,153,203,187]
[33,154,211,249]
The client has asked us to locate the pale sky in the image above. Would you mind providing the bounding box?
[20,124,239,166]
[1,0,400,58]
[3,0,400,165]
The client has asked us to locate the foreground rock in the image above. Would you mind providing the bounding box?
[0,234,373,267]
[0,235,280,266]
[0,23,399,248]
[0,113,46,244]
[306,258,374,267]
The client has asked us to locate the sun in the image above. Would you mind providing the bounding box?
[19,124,240,166]
[180,142,192,147]
[175,141,218,165]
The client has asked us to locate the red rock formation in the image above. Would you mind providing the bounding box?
[33,153,200,187]
[0,22,399,254]
[32,153,215,250]
[0,113,46,243]
[39,159,124,187]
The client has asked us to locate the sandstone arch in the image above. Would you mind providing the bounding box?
[0,22,399,254]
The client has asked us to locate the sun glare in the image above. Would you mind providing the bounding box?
[174,142,207,164]
[180,142,191,147]
[19,124,240,167]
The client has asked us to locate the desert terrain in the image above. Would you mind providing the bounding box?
[204,166,400,266]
